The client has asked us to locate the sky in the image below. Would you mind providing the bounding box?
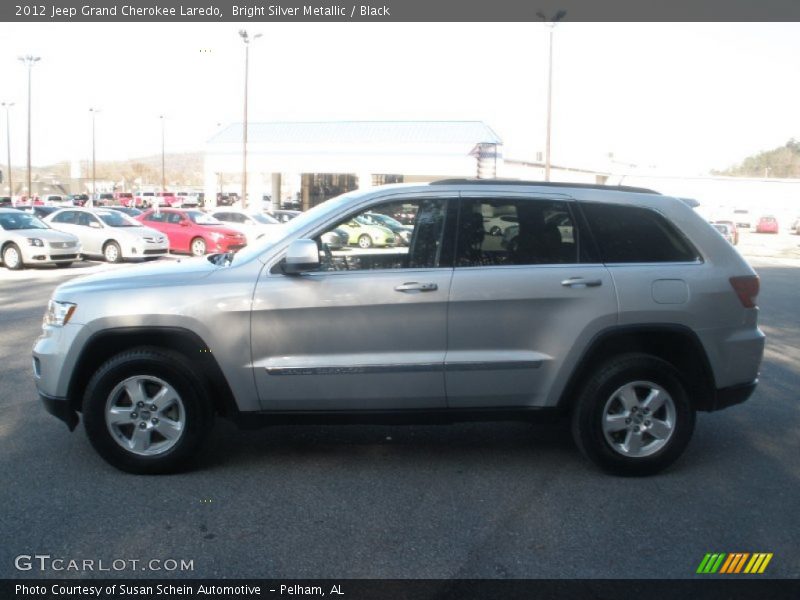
[0,22,799,175]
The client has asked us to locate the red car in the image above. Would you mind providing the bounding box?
[755,216,779,234]
[136,208,247,256]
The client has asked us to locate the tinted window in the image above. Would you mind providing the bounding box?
[145,212,167,223]
[581,203,699,263]
[456,198,578,266]
[313,198,447,272]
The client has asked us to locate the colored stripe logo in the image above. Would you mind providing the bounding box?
[696,553,773,574]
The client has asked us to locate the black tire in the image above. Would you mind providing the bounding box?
[2,243,23,270]
[82,347,214,474]
[103,241,122,263]
[55,262,73,269]
[571,353,695,476]
[357,234,373,249]
[190,237,207,256]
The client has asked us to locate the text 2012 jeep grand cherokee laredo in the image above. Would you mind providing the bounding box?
[33,180,765,475]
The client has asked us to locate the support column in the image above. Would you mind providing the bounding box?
[271,172,281,212]
[301,173,312,212]
[204,161,218,209]
[357,171,372,190]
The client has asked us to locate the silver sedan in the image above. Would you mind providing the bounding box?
[0,208,81,270]
[45,207,168,263]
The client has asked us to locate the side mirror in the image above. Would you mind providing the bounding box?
[282,239,319,275]
[89,221,102,229]
[180,220,190,227]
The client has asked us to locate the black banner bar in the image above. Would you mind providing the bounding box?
[3,0,800,22]
[4,579,800,600]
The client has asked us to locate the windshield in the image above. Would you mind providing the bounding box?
[187,211,221,225]
[0,212,49,231]
[97,211,138,227]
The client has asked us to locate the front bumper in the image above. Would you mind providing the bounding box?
[21,243,80,264]
[709,380,758,412]
[40,393,79,431]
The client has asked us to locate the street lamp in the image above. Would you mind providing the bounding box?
[89,108,100,204]
[239,29,262,210]
[18,55,40,200]
[159,115,166,192]
[536,11,566,182]
[1,102,13,198]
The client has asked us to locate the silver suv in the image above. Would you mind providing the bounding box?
[32,180,765,475]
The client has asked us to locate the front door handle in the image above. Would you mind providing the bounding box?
[394,282,438,292]
[561,277,603,288]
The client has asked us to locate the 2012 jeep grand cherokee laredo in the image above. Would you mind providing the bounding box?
[33,180,765,475]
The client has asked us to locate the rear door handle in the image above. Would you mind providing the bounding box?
[561,277,603,288]
[394,282,438,292]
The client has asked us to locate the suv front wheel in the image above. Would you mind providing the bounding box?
[82,347,213,474]
[571,353,695,476]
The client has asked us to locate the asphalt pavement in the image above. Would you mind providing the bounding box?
[0,254,798,579]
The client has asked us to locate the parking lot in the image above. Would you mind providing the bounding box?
[0,233,798,579]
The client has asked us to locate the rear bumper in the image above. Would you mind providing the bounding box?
[709,380,758,412]
[40,393,79,431]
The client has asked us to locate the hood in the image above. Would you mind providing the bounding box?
[109,225,166,241]
[55,255,218,296]
[11,228,79,243]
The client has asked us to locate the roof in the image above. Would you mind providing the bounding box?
[208,121,502,145]
[430,179,660,194]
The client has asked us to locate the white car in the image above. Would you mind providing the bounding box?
[45,207,169,263]
[209,209,283,244]
[483,213,519,236]
[0,208,81,270]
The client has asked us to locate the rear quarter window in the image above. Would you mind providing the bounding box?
[581,202,699,263]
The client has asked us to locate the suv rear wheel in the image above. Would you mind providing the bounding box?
[82,347,213,474]
[571,353,695,476]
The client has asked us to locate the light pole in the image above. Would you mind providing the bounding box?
[1,102,13,198]
[89,108,100,203]
[536,11,565,182]
[239,29,262,210]
[159,115,166,192]
[19,55,40,200]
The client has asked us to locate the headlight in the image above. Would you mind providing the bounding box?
[43,300,77,327]
[26,238,44,247]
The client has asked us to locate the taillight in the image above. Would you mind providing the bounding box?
[729,275,759,308]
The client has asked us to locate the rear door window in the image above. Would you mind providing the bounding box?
[455,198,580,266]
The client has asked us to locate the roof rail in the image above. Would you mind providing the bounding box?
[429,178,660,195]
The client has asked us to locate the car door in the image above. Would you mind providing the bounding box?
[49,210,83,249]
[251,194,456,411]
[445,192,617,408]
[78,212,105,255]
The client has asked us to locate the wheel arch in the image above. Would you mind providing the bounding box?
[66,326,239,419]
[557,324,717,412]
